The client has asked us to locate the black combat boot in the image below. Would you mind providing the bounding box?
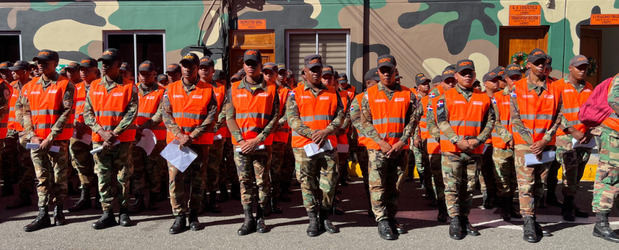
[499,197,511,222]
[522,216,541,243]
[188,210,201,231]
[462,216,480,236]
[391,218,406,234]
[7,192,32,209]
[68,188,91,212]
[130,194,145,214]
[437,200,448,223]
[449,216,464,240]
[238,207,256,236]
[24,207,51,232]
[207,193,221,213]
[482,191,493,209]
[535,220,552,237]
[562,196,575,221]
[256,206,269,233]
[306,210,320,237]
[53,204,67,226]
[593,213,619,242]
[119,207,133,227]
[169,214,187,234]
[546,190,561,207]
[271,198,282,214]
[92,211,117,230]
[378,219,397,240]
[320,208,339,234]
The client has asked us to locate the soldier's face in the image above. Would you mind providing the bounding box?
[527,59,546,78]
[418,83,430,93]
[198,66,214,82]
[569,64,588,81]
[1,70,13,81]
[305,66,322,85]
[138,70,156,85]
[455,69,475,88]
[378,66,395,86]
[243,60,262,79]
[167,71,181,82]
[262,69,276,84]
[66,68,81,83]
[181,63,198,81]
[11,69,27,81]
[101,60,120,78]
[321,74,334,87]
[484,79,499,93]
[277,70,287,83]
[80,67,98,82]
[37,60,57,76]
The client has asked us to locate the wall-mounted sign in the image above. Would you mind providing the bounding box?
[590,14,619,25]
[238,19,267,30]
[509,5,541,26]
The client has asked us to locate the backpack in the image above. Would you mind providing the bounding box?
[578,75,616,127]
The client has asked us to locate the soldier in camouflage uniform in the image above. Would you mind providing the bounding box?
[83,48,138,230]
[19,50,75,231]
[267,63,289,213]
[412,73,433,202]
[591,73,619,243]
[226,50,279,235]
[436,60,495,240]
[287,54,344,237]
[353,55,420,240]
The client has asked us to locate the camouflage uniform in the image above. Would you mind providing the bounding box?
[426,88,446,202]
[18,76,75,208]
[286,81,344,212]
[490,87,517,199]
[70,82,94,191]
[435,85,494,217]
[352,82,420,221]
[83,76,138,212]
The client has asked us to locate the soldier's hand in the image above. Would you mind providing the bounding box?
[97,129,115,142]
[530,140,548,155]
[571,130,585,142]
[456,140,470,152]
[386,140,405,158]
[102,140,113,149]
[377,140,392,154]
[311,129,330,146]
[466,139,480,151]
[177,134,192,148]
[241,138,260,154]
[39,138,52,150]
[413,137,421,148]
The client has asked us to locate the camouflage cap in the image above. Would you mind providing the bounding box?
[482,71,499,82]
[0,61,10,70]
[527,48,547,64]
[138,60,155,72]
[455,59,475,72]
[180,53,199,66]
[442,64,456,81]
[322,65,334,76]
[79,58,98,68]
[97,48,120,62]
[8,60,29,71]
[415,73,430,85]
[157,74,168,82]
[276,63,286,72]
[364,67,379,82]
[243,49,261,64]
[166,63,181,73]
[505,64,522,77]
[338,73,348,84]
[377,55,396,69]
[262,62,277,72]
[33,49,59,63]
[492,66,505,80]
[199,56,214,67]
[65,61,80,70]
[570,55,589,67]
[432,75,442,84]
[304,54,322,69]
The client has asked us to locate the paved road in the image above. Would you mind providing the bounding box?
[1,179,617,249]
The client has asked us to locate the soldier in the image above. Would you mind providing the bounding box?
[83,48,137,230]
[591,73,619,243]
[510,49,561,243]
[336,72,355,187]
[199,56,223,214]
[267,62,289,213]
[412,73,434,202]
[157,74,169,87]
[287,54,344,237]
[436,59,494,240]
[0,61,14,82]
[130,60,167,212]
[504,64,523,87]
[213,70,239,201]
[553,55,594,221]
[274,63,294,202]
[19,50,75,231]
[161,53,217,234]
[165,63,182,83]
[226,50,279,235]
[4,61,35,209]
[355,55,419,240]
[68,58,99,212]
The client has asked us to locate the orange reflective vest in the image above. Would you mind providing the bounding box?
[89,78,136,142]
[21,76,74,140]
[340,85,356,102]
[0,79,11,138]
[291,84,339,148]
[7,80,23,132]
[74,81,87,124]
[553,78,593,136]
[136,85,166,140]
[439,88,491,154]
[230,81,277,146]
[273,86,291,143]
[354,94,372,148]
[212,82,230,139]
[419,95,430,140]
[166,80,215,145]
[602,75,619,131]
[491,90,512,149]
[512,78,561,146]
[337,90,351,146]
[365,84,411,150]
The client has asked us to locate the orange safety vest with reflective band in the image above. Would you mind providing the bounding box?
[354,94,372,148]
[512,78,561,146]
[553,79,593,136]
[365,84,411,150]
[290,84,339,148]
[0,80,11,138]
[340,85,356,103]
[166,80,214,145]
[212,82,230,138]
[439,88,491,154]
[337,91,350,145]
[89,78,136,142]
[74,81,87,124]
[231,81,277,146]
[22,76,74,140]
[136,85,166,140]
[419,95,430,140]
[274,86,291,143]
[601,75,619,131]
[491,91,512,149]
[7,81,22,132]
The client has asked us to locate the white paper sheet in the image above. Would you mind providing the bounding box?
[572,138,596,149]
[135,129,157,155]
[89,140,120,155]
[160,140,198,173]
[524,151,556,166]
[303,140,334,157]
[214,134,223,141]
[25,143,60,152]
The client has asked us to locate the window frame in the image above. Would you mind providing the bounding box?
[102,30,166,81]
[0,31,23,61]
[285,29,350,80]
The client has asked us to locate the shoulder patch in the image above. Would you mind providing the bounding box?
[491,97,496,104]
[510,91,517,98]
[437,100,444,108]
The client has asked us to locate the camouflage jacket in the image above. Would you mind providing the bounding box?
[490,87,513,144]
[83,75,138,136]
[161,78,217,139]
[286,80,344,139]
[604,74,619,137]
[427,87,443,140]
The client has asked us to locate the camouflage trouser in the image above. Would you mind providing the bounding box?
[168,144,208,216]
[234,147,271,209]
[3,135,35,195]
[31,140,70,208]
[368,149,407,222]
[492,148,517,198]
[477,145,497,195]
[202,139,222,193]
[293,148,338,212]
[69,138,94,190]
[357,146,370,206]
[555,135,591,197]
[219,138,238,186]
[413,143,425,178]
[131,141,165,195]
[270,142,286,199]
[441,152,480,217]
[514,144,552,216]
[429,154,445,201]
[93,142,132,212]
[592,129,619,214]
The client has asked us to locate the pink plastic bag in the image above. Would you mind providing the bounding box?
[578,77,613,127]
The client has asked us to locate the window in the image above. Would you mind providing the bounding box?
[0,32,22,62]
[286,31,350,79]
[103,31,166,79]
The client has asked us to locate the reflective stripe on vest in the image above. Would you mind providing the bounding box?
[22,76,74,140]
[136,86,166,140]
[7,81,23,132]
[274,86,291,143]
[291,83,338,148]
[439,87,490,154]
[230,81,277,146]
[88,78,136,142]
[365,84,411,150]
[512,78,560,146]
[554,78,593,136]
[166,80,214,145]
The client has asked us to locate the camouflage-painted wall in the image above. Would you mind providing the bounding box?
[1,0,618,88]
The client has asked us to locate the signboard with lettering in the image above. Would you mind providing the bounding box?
[238,19,267,30]
[509,5,541,26]
[590,14,619,25]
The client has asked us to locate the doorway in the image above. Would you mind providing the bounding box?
[229,30,275,77]
[579,26,619,85]
[499,26,549,67]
